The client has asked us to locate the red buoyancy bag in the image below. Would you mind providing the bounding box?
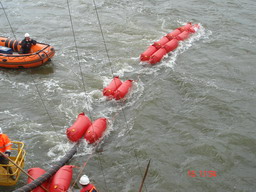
[178,23,192,32]
[49,165,74,192]
[140,45,157,61]
[176,31,190,41]
[166,29,181,40]
[189,24,200,33]
[113,80,133,100]
[103,76,122,97]
[27,168,48,192]
[149,48,167,64]
[66,113,92,142]
[163,39,179,53]
[153,36,169,49]
[84,118,108,144]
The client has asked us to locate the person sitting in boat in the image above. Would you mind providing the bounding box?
[0,128,15,180]
[20,33,37,54]
[79,174,98,192]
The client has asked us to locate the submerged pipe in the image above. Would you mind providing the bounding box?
[13,143,78,192]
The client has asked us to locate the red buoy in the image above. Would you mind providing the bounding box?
[149,48,167,64]
[27,168,48,192]
[176,31,190,41]
[153,36,169,49]
[113,80,133,100]
[66,113,92,142]
[84,118,108,144]
[103,76,122,97]
[166,29,181,40]
[178,23,192,32]
[189,24,200,33]
[140,45,157,61]
[163,39,179,53]
[49,165,74,192]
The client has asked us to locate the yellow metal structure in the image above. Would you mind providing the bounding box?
[0,141,26,186]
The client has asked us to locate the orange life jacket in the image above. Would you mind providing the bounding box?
[0,134,12,153]
[89,187,97,192]
[80,184,97,192]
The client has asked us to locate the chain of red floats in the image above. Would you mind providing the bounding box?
[27,23,199,192]
[140,22,199,64]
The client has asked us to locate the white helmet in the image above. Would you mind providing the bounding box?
[79,175,90,185]
[0,128,2,134]
[24,33,30,37]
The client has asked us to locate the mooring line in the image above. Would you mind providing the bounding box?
[0,1,17,39]
[66,1,110,191]
[92,0,148,191]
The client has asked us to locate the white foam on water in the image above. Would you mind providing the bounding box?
[11,81,31,91]
[17,122,44,137]
[88,89,106,104]
[47,141,75,162]
[0,110,22,118]
[115,64,135,77]
[42,79,63,93]
[160,23,208,69]
[58,91,93,114]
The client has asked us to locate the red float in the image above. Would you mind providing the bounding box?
[103,76,122,97]
[166,29,181,40]
[84,118,108,144]
[113,80,133,100]
[149,48,167,64]
[163,39,179,53]
[176,31,190,41]
[49,165,74,192]
[189,24,200,33]
[178,23,192,32]
[27,168,49,192]
[140,23,199,64]
[153,36,169,49]
[140,45,157,61]
[66,113,92,142]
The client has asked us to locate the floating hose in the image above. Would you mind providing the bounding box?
[13,143,78,192]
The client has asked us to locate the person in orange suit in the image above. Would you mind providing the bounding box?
[0,128,15,180]
[79,174,98,192]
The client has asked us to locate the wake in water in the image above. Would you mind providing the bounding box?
[0,22,209,163]
[46,22,211,161]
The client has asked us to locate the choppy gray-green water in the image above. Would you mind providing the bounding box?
[1,0,256,191]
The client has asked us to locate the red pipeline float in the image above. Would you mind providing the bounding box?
[114,80,133,100]
[84,118,108,144]
[140,23,200,65]
[49,165,74,192]
[66,112,92,142]
[27,168,49,192]
[66,113,108,144]
[103,77,133,100]
[103,76,122,97]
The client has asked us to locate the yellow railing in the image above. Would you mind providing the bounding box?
[0,141,26,186]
